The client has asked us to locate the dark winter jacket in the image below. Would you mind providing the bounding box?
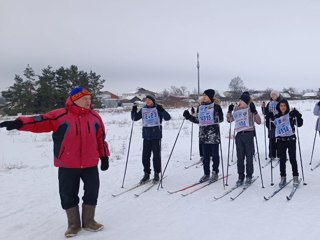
[17,97,110,168]
[273,99,303,141]
[188,101,224,144]
[131,105,171,140]
[264,96,283,133]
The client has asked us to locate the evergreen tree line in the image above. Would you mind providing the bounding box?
[1,65,105,115]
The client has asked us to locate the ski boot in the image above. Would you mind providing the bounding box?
[139,173,150,184]
[279,176,286,188]
[199,174,210,183]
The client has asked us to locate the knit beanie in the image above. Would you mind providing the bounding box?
[145,95,156,105]
[203,89,215,102]
[270,90,280,98]
[69,87,91,102]
[239,93,250,105]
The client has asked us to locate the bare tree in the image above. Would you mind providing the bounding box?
[228,76,247,93]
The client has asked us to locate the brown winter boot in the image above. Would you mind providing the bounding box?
[82,204,104,232]
[65,206,81,238]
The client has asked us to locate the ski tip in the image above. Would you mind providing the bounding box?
[263,196,269,201]
[286,196,291,201]
[111,194,117,197]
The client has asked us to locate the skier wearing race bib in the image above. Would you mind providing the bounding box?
[183,89,224,183]
[263,90,283,159]
[270,99,303,187]
[131,95,171,184]
[227,92,261,187]
[314,101,320,134]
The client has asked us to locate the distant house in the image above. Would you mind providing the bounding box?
[122,88,158,101]
[280,92,292,99]
[302,92,318,99]
[100,91,119,108]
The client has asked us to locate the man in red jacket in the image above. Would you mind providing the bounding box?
[0,86,110,238]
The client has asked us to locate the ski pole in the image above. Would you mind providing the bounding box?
[157,118,185,190]
[121,120,134,188]
[295,116,307,185]
[231,128,235,162]
[309,128,318,165]
[269,119,274,186]
[190,122,193,160]
[226,122,232,186]
[253,115,265,188]
[217,121,226,189]
[262,105,268,160]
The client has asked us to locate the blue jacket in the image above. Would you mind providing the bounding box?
[131,105,171,140]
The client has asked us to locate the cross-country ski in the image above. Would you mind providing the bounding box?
[230,176,259,200]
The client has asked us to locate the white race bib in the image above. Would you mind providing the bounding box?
[198,103,215,126]
[274,114,293,137]
[269,101,278,115]
[142,108,160,127]
[233,108,251,132]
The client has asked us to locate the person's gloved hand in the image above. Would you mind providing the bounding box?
[290,108,302,118]
[318,101,320,106]
[183,110,191,120]
[132,105,137,112]
[156,104,164,112]
[0,120,23,130]
[249,102,257,114]
[268,112,275,120]
[100,157,109,171]
[191,107,195,115]
[228,104,234,113]
[261,102,266,114]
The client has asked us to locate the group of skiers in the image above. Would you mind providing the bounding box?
[0,86,319,238]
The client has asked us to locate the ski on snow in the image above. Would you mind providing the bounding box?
[184,160,202,169]
[112,180,152,197]
[167,182,201,194]
[230,176,259,200]
[213,184,241,200]
[311,162,320,171]
[181,175,229,197]
[263,179,293,200]
[286,178,302,201]
[134,176,168,198]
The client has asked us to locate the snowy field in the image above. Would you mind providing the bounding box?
[0,100,320,240]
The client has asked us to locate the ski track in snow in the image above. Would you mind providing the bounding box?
[1,100,320,240]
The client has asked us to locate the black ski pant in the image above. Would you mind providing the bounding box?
[199,142,203,158]
[236,131,255,180]
[277,139,299,177]
[142,139,161,174]
[269,137,278,159]
[202,144,219,175]
[58,166,100,210]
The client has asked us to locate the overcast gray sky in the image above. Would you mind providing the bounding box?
[1,0,320,95]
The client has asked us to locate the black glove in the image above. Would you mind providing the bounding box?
[0,120,23,130]
[228,104,234,113]
[183,110,191,120]
[268,112,275,120]
[132,105,137,112]
[156,104,164,112]
[261,102,266,114]
[191,107,195,115]
[100,157,109,171]
[318,101,320,106]
[249,102,257,114]
[290,108,302,118]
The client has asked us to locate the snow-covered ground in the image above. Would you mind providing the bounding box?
[1,100,320,240]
